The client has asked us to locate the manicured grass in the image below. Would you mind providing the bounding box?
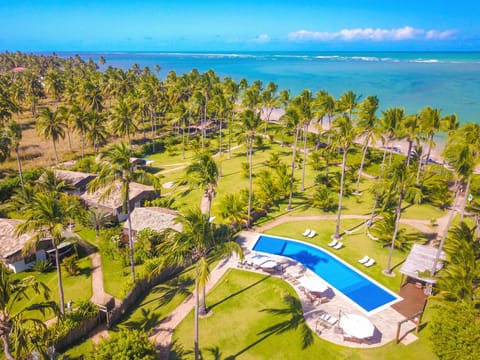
[171,269,437,360]
[10,255,93,321]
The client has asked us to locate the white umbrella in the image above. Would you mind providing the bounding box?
[259,260,278,269]
[298,276,328,293]
[339,314,375,339]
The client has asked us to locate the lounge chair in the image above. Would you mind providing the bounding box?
[307,230,316,238]
[328,239,338,247]
[358,256,370,264]
[302,229,311,236]
[332,241,344,250]
[364,258,375,267]
[318,312,338,328]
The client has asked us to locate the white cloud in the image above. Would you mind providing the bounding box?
[426,29,457,40]
[288,26,457,42]
[251,34,270,43]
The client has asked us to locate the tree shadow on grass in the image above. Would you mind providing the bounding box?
[224,294,313,359]
[208,275,270,311]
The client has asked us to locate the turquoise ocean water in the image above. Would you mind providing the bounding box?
[66,51,480,123]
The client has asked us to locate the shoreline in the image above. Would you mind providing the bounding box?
[264,107,446,163]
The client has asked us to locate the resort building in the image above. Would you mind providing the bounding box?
[122,206,182,242]
[80,182,158,222]
[54,169,97,195]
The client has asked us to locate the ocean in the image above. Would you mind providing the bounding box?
[63,51,480,123]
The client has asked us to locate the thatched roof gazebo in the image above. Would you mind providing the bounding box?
[399,243,446,285]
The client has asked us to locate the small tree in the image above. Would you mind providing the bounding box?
[93,329,157,360]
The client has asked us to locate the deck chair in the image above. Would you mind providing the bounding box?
[302,229,311,236]
[358,256,370,264]
[307,230,316,238]
[328,239,338,247]
[364,258,375,267]
[332,241,344,250]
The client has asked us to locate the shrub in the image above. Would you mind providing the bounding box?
[62,254,80,276]
[93,329,157,360]
[32,259,53,273]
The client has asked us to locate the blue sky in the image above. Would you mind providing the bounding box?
[1,0,479,52]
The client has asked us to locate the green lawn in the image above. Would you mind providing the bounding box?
[10,255,93,321]
[171,269,437,360]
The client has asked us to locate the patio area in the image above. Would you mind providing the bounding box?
[236,231,418,348]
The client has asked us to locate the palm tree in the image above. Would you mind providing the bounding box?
[292,90,313,191]
[3,121,24,188]
[383,160,411,274]
[36,106,66,164]
[280,108,300,210]
[431,132,475,274]
[354,96,379,194]
[156,207,242,360]
[437,222,480,303]
[15,190,77,314]
[110,96,138,146]
[330,115,356,240]
[0,263,59,360]
[238,109,262,228]
[89,142,159,282]
[85,110,108,153]
[186,152,219,217]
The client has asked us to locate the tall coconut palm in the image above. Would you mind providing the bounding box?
[0,263,59,360]
[89,142,159,282]
[437,222,480,303]
[85,110,108,153]
[278,89,290,146]
[3,121,24,188]
[15,189,78,314]
[383,160,410,274]
[354,95,379,194]
[186,152,219,217]
[330,115,356,240]
[110,96,138,146]
[280,108,301,210]
[313,89,336,126]
[156,207,243,360]
[292,90,313,191]
[36,106,65,165]
[238,109,262,228]
[431,133,475,274]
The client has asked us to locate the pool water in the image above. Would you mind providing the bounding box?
[253,234,399,313]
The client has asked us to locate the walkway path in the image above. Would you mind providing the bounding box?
[149,257,236,359]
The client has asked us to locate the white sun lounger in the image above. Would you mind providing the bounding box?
[307,230,316,238]
[364,258,376,267]
[332,241,343,250]
[358,256,370,264]
[328,239,338,247]
[303,229,311,236]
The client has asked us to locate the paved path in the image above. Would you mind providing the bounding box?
[149,257,235,359]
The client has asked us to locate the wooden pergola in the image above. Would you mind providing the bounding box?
[399,243,446,286]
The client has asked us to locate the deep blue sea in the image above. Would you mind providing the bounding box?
[61,51,480,123]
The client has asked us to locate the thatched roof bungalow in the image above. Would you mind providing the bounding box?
[123,207,181,242]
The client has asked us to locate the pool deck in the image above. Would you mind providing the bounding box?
[237,231,418,348]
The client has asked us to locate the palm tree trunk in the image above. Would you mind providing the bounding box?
[420,134,434,186]
[334,147,348,239]
[182,123,185,160]
[247,136,253,228]
[301,125,308,191]
[385,183,405,274]
[219,116,223,177]
[287,127,299,210]
[80,131,85,159]
[460,176,471,222]
[1,335,14,360]
[126,185,136,283]
[55,246,66,314]
[355,137,369,194]
[52,139,59,165]
[194,280,200,360]
[431,184,460,274]
[368,148,388,225]
[15,148,24,189]
[67,130,72,152]
[405,140,413,167]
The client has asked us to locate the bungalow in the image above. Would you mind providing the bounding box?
[122,207,182,242]
[0,218,51,273]
[54,169,97,195]
[81,182,158,222]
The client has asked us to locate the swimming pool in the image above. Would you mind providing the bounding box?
[253,234,400,313]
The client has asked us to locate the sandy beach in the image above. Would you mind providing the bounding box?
[264,107,445,163]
